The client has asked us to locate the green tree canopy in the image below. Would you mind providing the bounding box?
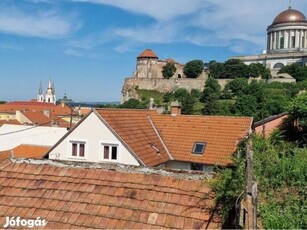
[119,99,147,109]
[183,60,204,78]
[278,63,307,82]
[201,77,221,115]
[224,78,249,97]
[173,88,196,114]
[162,62,177,79]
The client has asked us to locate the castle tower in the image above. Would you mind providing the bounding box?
[136,49,159,78]
[37,81,44,102]
[45,79,56,105]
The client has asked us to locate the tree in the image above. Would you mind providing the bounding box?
[278,63,307,82]
[173,88,196,114]
[224,78,249,98]
[119,99,147,109]
[206,60,225,79]
[248,63,271,79]
[201,77,221,115]
[162,62,177,79]
[183,60,204,78]
[282,93,307,146]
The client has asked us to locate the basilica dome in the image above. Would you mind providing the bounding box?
[272,7,307,25]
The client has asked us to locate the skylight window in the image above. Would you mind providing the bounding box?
[192,142,206,155]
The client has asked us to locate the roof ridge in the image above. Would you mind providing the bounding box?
[10,158,210,180]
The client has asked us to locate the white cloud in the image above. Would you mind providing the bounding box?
[64,49,83,57]
[72,0,206,21]
[67,0,307,55]
[0,6,80,39]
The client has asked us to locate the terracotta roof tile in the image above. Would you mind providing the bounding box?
[0,101,72,116]
[0,144,50,160]
[151,114,252,166]
[96,109,171,167]
[92,109,252,167]
[137,49,158,59]
[0,159,221,229]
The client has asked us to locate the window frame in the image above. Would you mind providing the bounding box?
[69,141,87,159]
[192,142,206,155]
[101,143,119,162]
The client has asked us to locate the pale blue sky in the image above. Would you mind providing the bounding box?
[0,0,306,102]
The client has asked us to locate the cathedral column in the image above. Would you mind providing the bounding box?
[288,29,292,48]
[299,30,303,49]
[284,30,289,49]
[273,31,276,50]
[305,30,307,48]
[276,31,279,49]
[295,30,300,48]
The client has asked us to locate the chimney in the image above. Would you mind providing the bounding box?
[149,98,155,110]
[170,100,182,116]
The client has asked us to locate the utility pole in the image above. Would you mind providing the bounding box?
[245,136,257,229]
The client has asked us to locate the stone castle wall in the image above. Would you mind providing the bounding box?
[121,76,231,103]
[121,50,224,103]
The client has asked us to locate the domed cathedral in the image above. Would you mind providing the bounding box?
[267,7,307,54]
[232,5,307,81]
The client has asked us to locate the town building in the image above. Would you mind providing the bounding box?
[232,6,307,80]
[0,101,79,128]
[0,158,221,229]
[0,124,67,152]
[46,108,252,172]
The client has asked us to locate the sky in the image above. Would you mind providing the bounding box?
[0,0,306,102]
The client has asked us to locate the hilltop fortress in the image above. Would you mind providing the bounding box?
[121,6,307,103]
[121,49,209,103]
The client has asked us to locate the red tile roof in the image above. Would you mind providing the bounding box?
[96,109,171,167]
[0,144,50,160]
[0,119,20,127]
[0,101,72,116]
[0,159,221,229]
[21,111,70,128]
[151,114,252,166]
[137,49,158,59]
[95,109,252,167]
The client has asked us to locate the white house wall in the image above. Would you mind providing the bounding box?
[0,124,67,151]
[49,112,140,166]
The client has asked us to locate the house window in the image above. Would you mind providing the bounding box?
[102,144,118,161]
[70,141,85,158]
[192,142,206,154]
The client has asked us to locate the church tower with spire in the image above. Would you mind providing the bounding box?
[36,79,57,104]
[45,79,56,105]
[37,81,44,102]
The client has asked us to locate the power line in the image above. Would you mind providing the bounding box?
[0,115,73,136]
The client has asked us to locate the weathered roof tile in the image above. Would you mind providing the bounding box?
[0,159,221,229]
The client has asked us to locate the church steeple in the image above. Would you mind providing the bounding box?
[37,81,44,102]
[45,79,56,105]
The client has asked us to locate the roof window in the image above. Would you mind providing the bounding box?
[192,142,206,155]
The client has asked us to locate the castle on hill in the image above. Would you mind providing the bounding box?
[121,49,208,103]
